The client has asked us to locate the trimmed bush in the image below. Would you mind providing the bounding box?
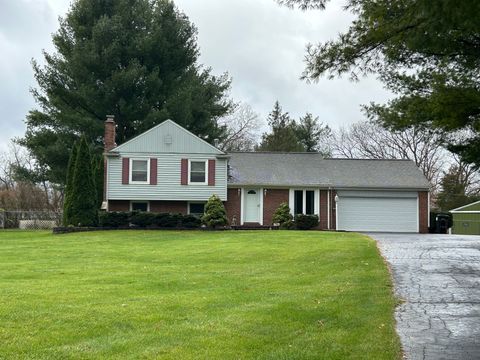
[98,212,130,228]
[295,214,319,230]
[272,202,293,226]
[202,194,228,228]
[181,215,202,228]
[130,212,157,227]
[154,213,180,227]
[96,211,203,229]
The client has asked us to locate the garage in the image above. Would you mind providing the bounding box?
[337,191,418,232]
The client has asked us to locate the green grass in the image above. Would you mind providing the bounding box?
[0,230,400,359]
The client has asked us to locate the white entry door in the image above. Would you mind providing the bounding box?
[244,189,260,223]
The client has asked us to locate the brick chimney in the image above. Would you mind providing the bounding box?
[104,115,116,151]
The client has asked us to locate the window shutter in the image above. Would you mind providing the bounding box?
[122,158,129,185]
[150,158,157,185]
[208,159,216,186]
[181,159,188,185]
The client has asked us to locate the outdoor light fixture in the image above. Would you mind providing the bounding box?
[264,189,268,196]
[335,195,339,203]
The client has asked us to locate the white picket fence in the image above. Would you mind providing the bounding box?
[0,210,62,230]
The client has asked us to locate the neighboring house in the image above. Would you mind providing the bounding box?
[450,201,480,235]
[103,117,430,233]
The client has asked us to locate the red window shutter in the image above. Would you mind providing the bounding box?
[208,159,216,186]
[122,158,129,185]
[150,158,158,185]
[181,159,188,185]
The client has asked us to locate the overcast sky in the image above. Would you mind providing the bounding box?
[0,0,392,152]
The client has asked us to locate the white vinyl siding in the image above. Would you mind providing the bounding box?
[114,120,223,155]
[107,153,227,201]
[337,191,418,232]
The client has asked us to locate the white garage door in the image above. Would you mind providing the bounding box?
[337,191,418,232]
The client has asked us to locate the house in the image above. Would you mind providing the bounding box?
[103,116,430,233]
[450,201,480,235]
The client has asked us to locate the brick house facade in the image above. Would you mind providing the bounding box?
[103,118,431,233]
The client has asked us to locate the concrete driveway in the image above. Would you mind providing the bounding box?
[369,233,480,360]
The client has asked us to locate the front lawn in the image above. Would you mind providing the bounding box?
[0,230,400,359]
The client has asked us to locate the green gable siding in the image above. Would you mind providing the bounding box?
[452,212,480,235]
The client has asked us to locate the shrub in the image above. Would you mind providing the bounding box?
[181,215,202,228]
[98,211,130,227]
[153,213,179,227]
[130,212,156,227]
[272,202,293,226]
[97,211,203,229]
[295,214,319,230]
[202,194,228,228]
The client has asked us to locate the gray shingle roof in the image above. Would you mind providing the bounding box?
[227,152,430,189]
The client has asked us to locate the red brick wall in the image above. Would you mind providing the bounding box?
[418,191,429,233]
[319,190,328,230]
[263,189,289,225]
[224,188,241,225]
[108,200,129,211]
[150,201,187,214]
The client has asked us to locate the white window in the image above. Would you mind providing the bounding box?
[130,201,149,212]
[188,202,206,217]
[291,189,318,215]
[189,160,207,184]
[130,159,150,184]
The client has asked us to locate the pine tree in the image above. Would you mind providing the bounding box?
[257,101,304,152]
[92,154,104,210]
[69,137,98,226]
[295,113,331,154]
[63,141,78,225]
[201,194,228,228]
[20,0,233,185]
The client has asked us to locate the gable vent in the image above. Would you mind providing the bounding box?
[164,134,172,145]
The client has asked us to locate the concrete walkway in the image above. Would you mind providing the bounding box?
[369,233,480,360]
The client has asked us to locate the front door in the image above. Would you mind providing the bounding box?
[244,189,260,223]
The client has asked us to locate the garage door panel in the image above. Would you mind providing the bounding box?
[338,193,418,232]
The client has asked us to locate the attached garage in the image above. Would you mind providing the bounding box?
[337,191,419,233]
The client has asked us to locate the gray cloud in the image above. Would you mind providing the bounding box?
[0,0,391,152]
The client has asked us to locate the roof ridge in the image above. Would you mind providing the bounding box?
[228,152,412,161]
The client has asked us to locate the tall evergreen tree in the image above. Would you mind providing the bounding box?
[295,113,331,154]
[92,154,104,210]
[280,0,480,166]
[257,101,304,152]
[62,141,78,225]
[68,137,97,226]
[20,0,233,185]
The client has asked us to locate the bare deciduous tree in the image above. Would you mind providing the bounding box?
[218,103,263,151]
[330,121,447,191]
[0,142,62,211]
